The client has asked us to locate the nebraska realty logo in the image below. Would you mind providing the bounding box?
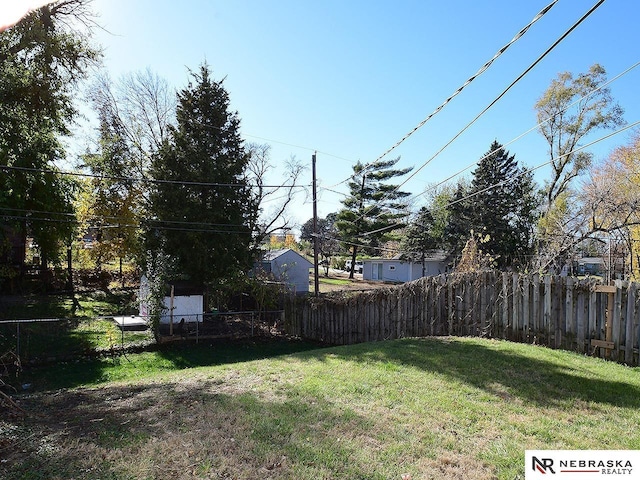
[525,451,640,479]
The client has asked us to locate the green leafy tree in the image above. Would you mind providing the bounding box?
[146,64,257,286]
[0,1,99,277]
[424,185,455,247]
[535,64,624,210]
[78,107,141,279]
[335,158,412,278]
[467,141,539,268]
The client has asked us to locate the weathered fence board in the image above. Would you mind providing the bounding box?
[285,274,640,366]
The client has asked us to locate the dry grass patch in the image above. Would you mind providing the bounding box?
[2,337,640,479]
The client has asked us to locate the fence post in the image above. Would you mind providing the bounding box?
[624,282,636,364]
[544,276,552,346]
[16,322,20,359]
[565,277,574,349]
[523,275,530,343]
[553,276,562,349]
[501,272,509,339]
[532,274,540,337]
[512,273,520,342]
[612,280,623,361]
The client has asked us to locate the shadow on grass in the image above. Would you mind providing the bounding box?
[0,290,136,362]
[3,378,400,480]
[306,337,640,409]
[19,337,326,391]
[155,337,326,367]
[0,318,96,363]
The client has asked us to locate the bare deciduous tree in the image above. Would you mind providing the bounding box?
[246,142,307,246]
[87,68,175,181]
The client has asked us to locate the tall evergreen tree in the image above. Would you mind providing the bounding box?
[335,158,412,278]
[146,64,257,285]
[400,206,439,277]
[467,140,538,268]
[443,180,471,258]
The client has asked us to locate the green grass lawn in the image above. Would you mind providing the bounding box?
[0,290,147,361]
[3,336,639,479]
[318,277,351,285]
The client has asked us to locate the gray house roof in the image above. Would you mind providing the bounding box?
[373,250,450,263]
[262,248,313,266]
[258,248,313,293]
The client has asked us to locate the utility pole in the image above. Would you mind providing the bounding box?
[312,152,319,296]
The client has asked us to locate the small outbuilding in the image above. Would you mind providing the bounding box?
[138,275,204,325]
[256,248,313,294]
[362,251,450,283]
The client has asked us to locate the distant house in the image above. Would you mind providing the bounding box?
[256,248,313,294]
[362,251,450,283]
[575,257,606,276]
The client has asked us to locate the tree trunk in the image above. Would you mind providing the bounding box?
[349,247,358,279]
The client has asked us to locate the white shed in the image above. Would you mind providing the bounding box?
[139,275,204,324]
[258,248,313,293]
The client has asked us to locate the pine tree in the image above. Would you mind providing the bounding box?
[401,206,438,277]
[443,180,471,258]
[335,158,412,278]
[146,64,257,285]
[467,140,538,268]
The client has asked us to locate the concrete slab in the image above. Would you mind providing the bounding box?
[112,316,148,331]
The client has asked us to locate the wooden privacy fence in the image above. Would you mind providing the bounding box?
[284,272,640,366]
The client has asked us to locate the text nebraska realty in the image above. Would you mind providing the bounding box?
[559,459,632,475]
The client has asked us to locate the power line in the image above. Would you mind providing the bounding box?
[183,115,356,164]
[355,119,640,239]
[389,59,640,218]
[317,186,350,197]
[325,0,560,191]
[370,0,560,165]
[341,0,606,231]
[0,207,251,229]
[0,206,256,232]
[421,60,640,196]
[318,234,403,255]
[241,132,356,164]
[391,0,606,195]
[0,164,310,189]
[0,213,253,234]
[445,121,640,209]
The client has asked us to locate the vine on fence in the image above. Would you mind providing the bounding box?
[0,351,23,415]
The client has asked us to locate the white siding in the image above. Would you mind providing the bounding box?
[363,258,448,283]
[159,295,203,324]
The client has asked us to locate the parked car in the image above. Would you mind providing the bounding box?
[345,260,363,274]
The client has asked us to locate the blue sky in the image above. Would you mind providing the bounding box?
[87,0,639,228]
